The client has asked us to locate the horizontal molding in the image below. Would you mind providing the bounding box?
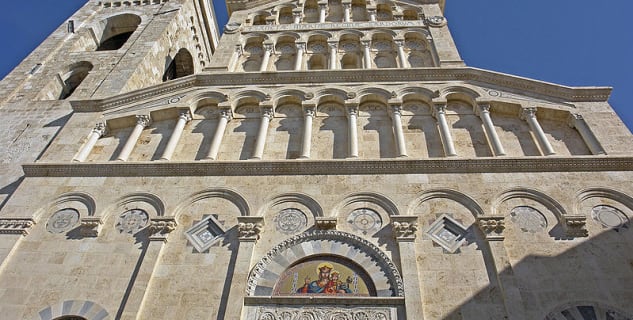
[69,67,612,112]
[22,156,633,177]
[244,296,405,306]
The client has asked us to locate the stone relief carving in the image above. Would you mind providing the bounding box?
[347,208,382,235]
[591,205,629,230]
[148,217,177,241]
[563,216,589,238]
[185,214,226,252]
[425,214,468,253]
[79,217,102,237]
[116,209,149,234]
[0,218,35,235]
[510,206,547,233]
[46,208,80,234]
[254,306,393,320]
[477,217,505,241]
[274,208,308,234]
[391,218,418,241]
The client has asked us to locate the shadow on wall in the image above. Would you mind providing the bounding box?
[442,225,633,320]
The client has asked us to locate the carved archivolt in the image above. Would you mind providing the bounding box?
[247,230,404,297]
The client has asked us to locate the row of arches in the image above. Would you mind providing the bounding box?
[250,0,423,25]
[236,29,434,71]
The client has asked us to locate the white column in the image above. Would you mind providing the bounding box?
[117,115,151,162]
[390,105,408,157]
[300,106,315,159]
[73,123,106,162]
[260,42,273,72]
[394,39,409,68]
[319,3,327,23]
[160,111,192,161]
[569,113,606,155]
[293,11,302,24]
[204,109,232,160]
[521,107,556,156]
[478,104,506,156]
[392,216,425,320]
[433,104,457,157]
[251,107,274,160]
[328,41,338,70]
[295,42,306,70]
[346,105,359,158]
[361,40,372,69]
[343,3,352,22]
[368,8,377,22]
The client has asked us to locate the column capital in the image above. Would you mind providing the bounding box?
[563,215,588,238]
[391,216,419,242]
[520,107,538,120]
[390,104,403,117]
[478,103,491,113]
[92,122,107,136]
[432,103,447,118]
[261,106,274,119]
[295,42,307,51]
[345,105,358,117]
[235,44,243,55]
[393,38,405,47]
[219,109,234,121]
[342,2,352,9]
[148,217,178,242]
[303,105,316,117]
[265,16,276,25]
[237,216,264,242]
[567,113,583,128]
[263,41,274,51]
[318,1,328,8]
[361,39,371,47]
[327,40,338,49]
[477,216,505,241]
[315,217,337,230]
[136,114,152,127]
[178,110,193,122]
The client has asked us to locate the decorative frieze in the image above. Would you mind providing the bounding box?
[148,217,177,242]
[315,217,337,230]
[563,216,589,238]
[252,306,395,320]
[0,218,34,235]
[477,216,505,241]
[79,217,102,237]
[244,20,426,33]
[238,216,264,242]
[391,216,418,241]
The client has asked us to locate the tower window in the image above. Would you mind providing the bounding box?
[95,14,141,51]
[163,49,195,81]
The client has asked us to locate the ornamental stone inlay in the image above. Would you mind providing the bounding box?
[46,208,80,234]
[592,205,629,230]
[347,208,382,235]
[274,208,307,234]
[254,306,393,320]
[116,209,149,234]
[510,206,547,233]
[185,214,226,252]
[426,214,468,253]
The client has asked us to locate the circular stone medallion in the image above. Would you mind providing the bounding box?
[116,209,149,234]
[347,208,382,235]
[510,206,547,233]
[46,208,80,234]
[274,208,308,234]
[592,205,628,229]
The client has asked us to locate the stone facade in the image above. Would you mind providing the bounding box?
[0,0,632,319]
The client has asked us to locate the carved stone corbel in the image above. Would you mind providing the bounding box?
[148,217,177,242]
[563,215,588,238]
[237,216,264,242]
[391,216,418,242]
[0,218,35,235]
[79,217,102,237]
[477,216,505,241]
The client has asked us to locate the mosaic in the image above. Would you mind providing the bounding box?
[115,209,149,234]
[273,258,374,296]
[510,206,547,233]
[274,208,307,234]
[46,208,80,234]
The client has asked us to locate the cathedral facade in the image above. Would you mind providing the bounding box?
[0,0,632,319]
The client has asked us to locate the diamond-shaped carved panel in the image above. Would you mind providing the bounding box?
[185,215,227,253]
[425,214,468,253]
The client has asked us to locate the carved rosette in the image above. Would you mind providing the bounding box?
[563,216,589,238]
[315,217,337,230]
[0,218,35,235]
[477,217,505,241]
[391,216,418,242]
[79,217,102,237]
[148,217,177,242]
[238,216,264,242]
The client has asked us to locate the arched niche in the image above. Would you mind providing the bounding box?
[95,14,141,51]
[247,230,404,297]
[38,61,94,100]
[163,48,194,81]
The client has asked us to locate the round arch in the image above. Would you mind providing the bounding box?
[492,187,567,223]
[174,188,250,219]
[408,188,485,217]
[574,187,633,217]
[34,300,109,320]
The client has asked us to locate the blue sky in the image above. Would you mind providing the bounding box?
[0,1,631,132]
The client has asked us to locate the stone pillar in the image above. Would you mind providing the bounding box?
[394,39,409,68]
[225,216,264,320]
[346,104,359,158]
[295,42,306,71]
[204,108,233,160]
[367,7,377,22]
[260,42,274,72]
[521,107,555,156]
[116,115,151,162]
[343,2,352,22]
[293,9,303,24]
[477,104,506,156]
[433,103,457,157]
[160,110,192,161]
[328,41,338,70]
[389,103,408,157]
[73,122,106,162]
[391,216,424,320]
[251,106,274,160]
[300,104,316,159]
[318,2,327,23]
[568,113,606,155]
[477,217,527,320]
[230,45,243,72]
[361,40,372,69]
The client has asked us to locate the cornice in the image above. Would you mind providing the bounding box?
[22,157,633,178]
[68,67,611,113]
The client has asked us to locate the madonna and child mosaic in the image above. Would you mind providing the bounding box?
[273,258,375,296]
